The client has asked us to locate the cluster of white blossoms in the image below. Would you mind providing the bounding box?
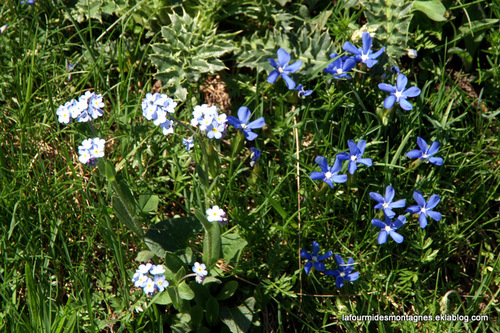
[56,91,104,124]
[132,263,168,295]
[206,205,228,225]
[141,93,177,135]
[78,138,105,165]
[190,104,227,139]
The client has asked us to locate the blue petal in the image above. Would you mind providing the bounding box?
[405,205,420,214]
[369,192,384,203]
[378,230,388,244]
[396,74,408,91]
[403,86,421,98]
[348,161,357,174]
[384,95,397,109]
[331,157,343,173]
[343,57,357,71]
[358,158,372,167]
[370,47,385,59]
[310,171,325,180]
[416,137,428,152]
[426,194,440,209]
[312,241,320,256]
[427,210,442,221]
[334,254,345,266]
[385,185,395,202]
[389,231,404,243]
[427,141,440,156]
[285,60,302,73]
[304,261,312,275]
[363,58,378,68]
[357,140,367,155]
[343,41,360,56]
[315,156,329,173]
[347,140,358,155]
[243,130,258,141]
[413,190,426,208]
[267,70,280,84]
[393,215,406,228]
[345,271,359,282]
[332,174,348,183]
[227,115,242,127]
[281,74,296,89]
[246,117,266,129]
[336,152,350,161]
[406,149,423,159]
[378,83,397,93]
[336,276,345,288]
[314,261,326,272]
[419,214,428,228]
[323,179,335,188]
[323,269,337,276]
[371,219,386,229]
[428,157,443,165]
[383,208,396,219]
[300,249,312,260]
[390,199,406,209]
[237,106,252,124]
[399,98,414,111]
[361,31,372,54]
[268,58,278,68]
[318,250,333,261]
[277,48,290,67]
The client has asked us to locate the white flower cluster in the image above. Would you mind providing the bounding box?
[190,104,227,139]
[141,93,177,135]
[206,205,228,225]
[56,91,104,124]
[132,263,168,295]
[78,137,105,165]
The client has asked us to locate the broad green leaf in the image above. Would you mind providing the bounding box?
[135,250,155,262]
[221,233,248,263]
[413,0,447,22]
[178,281,195,300]
[112,196,142,237]
[216,280,238,301]
[144,217,203,257]
[138,194,159,213]
[220,297,256,333]
[205,296,219,326]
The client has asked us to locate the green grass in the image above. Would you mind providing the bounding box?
[1,0,499,332]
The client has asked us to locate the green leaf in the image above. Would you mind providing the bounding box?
[138,194,159,213]
[448,47,473,72]
[216,280,238,301]
[203,223,221,267]
[164,253,186,278]
[195,163,208,189]
[220,297,256,333]
[413,0,447,22]
[135,250,155,262]
[153,290,173,305]
[144,217,203,257]
[190,305,204,329]
[112,196,142,237]
[205,296,219,326]
[178,281,195,300]
[221,232,248,263]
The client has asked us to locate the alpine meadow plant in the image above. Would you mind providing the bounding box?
[132,264,168,295]
[310,156,348,188]
[324,53,357,79]
[227,106,266,141]
[406,191,442,228]
[324,255,360,288]
[372,214,407,244]
[300,241,333,275]
[369,185,406,218]
[343,31,385,68]
[337,140,372,174]
[406,137,444,165]
[378,73,421,111]
[78,138,105,165]
[267,48,303,89]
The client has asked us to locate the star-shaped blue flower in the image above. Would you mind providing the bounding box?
[324,53,357,79]
[406,191,442,228]
[343,32,385,68]
[227,106,266,141]
[310,156,348,188]
[249,147,261,167]
[378,74,421,111]
[406,137,443,166]
[324,255,359,288]
[369,185,406,218]
[337,140,372,174]
[300,241,333,275]
[293,84,313,98]
[267,48,303,89]
[372,214,406,244]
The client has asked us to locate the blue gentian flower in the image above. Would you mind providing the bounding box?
[21,0,35,4]
[406,137,443,166]
[267,48,303,89]
[391,66,400,74]
[324,53,357,79]
[300,241,333,275]
[227,106,265,141]
[294,84,313,98]
[343,31,385,68]
[378,74,421,111]
[336,140,372,174]
[372,214,406,244]
[249,147,261,167]
[406,191,442,228]
[310,156,348,188]
[369,185,406,218]
[324,255,359,288]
